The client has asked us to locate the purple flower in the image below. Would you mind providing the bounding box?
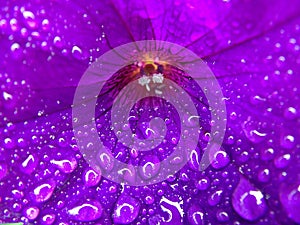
[1,0,300,224]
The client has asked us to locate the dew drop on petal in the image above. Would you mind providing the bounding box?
[232,177,267,221]
[4,137,15,149]
[274,154,291,168]
[284,107,297,119]
[139,155,160,180]
[12,189,24,199]
[72,45,82,59]
[32,180,56,203]
[209,149,230,169]
[113,195,140,224]
[41,19,50,31]
[216,210,230,222]
[10,18,18,31]
[257,168,270,182]
[53,36,63,48]
[279,184,300,223]
[280,135,295,149]
[187,204,205,225]
[22,11,37,29]
[20,154,38,174]
[83,168,101,187]
[243,129,267,144]
[50,157,77,173]
[98,152,114,172]
[24,206,40,220]
[10,43,22,58]
[188,150,200,171]
[208,190,223,206]
[42,214,56,225]
[68,200,103,222]
[260,147,275,161]
[145,195,155,205]
[196,178,210,190]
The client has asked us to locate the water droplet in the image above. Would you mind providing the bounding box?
[260,148,275,161]
[20,154,38,174]
[23,11,37,29]
[12,189,24,199]
[284,107,297,119]
[42,214,56,225]
[232,177,267,221]
[32,180,56,203]
[13,202,22,212]
[113,195,140,224]
[243,128,267,144]
[139,155,160,180]
[187,205,205,225]
[72,45,82,59]
[41,19,50,31]
[208,190,223,206]
[216,210,229,222]
[209,149,230,169]
[10,18,19,31]
[274,154,291,168]
[24,206,39,220]
[280,135,295,149]
[257,168,270,182]
[98,152,114,172]
[145,195,155,205]
[53,36,63,48]
[50,158,77,173]
[4,137,15,149]
[68,200,103,222]
[279,184,300,223]
[189,150,200,171]
[83,168,101,187]
[196,178,210,190]
[10,43,22,59]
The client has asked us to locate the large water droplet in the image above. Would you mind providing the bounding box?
[232,177,267,221]
[196,177,210,190]
[22,11,37,29]
[284,107,297,120]
[139,155,160,180]
[244,129,267,143]
[50,157,77,173]
[20,154,38,174]
[274,154,291,168]
[257,168,270,182]
[98,152,114,172]
[208,190,223,206]
[32,180,56,203]
[83,168,101,187]
[209,149,230,169]
[72,45,83,60]
[24,206,39,220]
[113,195,140,224]
[187,204,205,225]
[216,210,229,222]
[68,200,103,222]
[280,135,295,149]
[279,183,300,223]
[42,214,56,225]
